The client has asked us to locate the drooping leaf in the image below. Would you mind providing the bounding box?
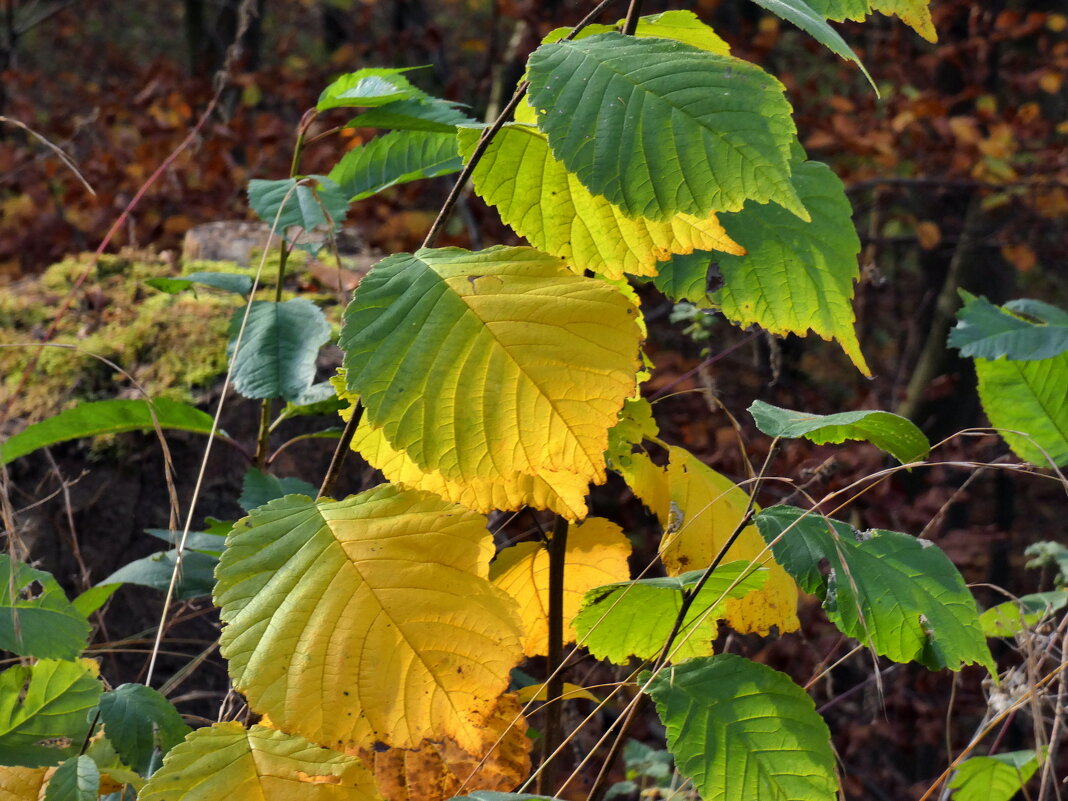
[329,131,463,202]
[459,122,743,281]
[143,527,228,555]
[645,654,838,801]
[0,399,220,465]
[949,294,1068,362]
[979,591,1068,638]
[318,67,426,111]
[246,176,349,253]
[713,160,869,374]
[70,584,120,618]
[974,352,1068,467]
[42,755,98,801]
[339,247,641,501]
[139,723,380,801]
[754,506,995,672]
[356,694,531,801]
[214,487,524,752]
[572,562,767,664]
[746,0,875,89]
[97,684,191,774]
[748,400,930,463]
[526,33,806,221]
[145,271,253,297]
[0,659,102,768]
[240,468,318,512]
[490,518,632,657]
[0,557,90,660]
[348,96,475,133]
[617,447,800,636]
[948,750,1042,801]
[98,549,219,600]
[332,373,593,520]
[228,299,332,403]
[803,0,937,42]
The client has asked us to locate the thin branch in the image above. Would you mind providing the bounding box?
[318,403,363,500]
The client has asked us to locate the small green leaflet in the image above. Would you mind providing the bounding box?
[572,562,767,664]
[0,557,90,660]
[317,66,427,111]
[526,33,806,221]
[747,0,876,90]
[98,550,219,600]
[347,96,475,133]
[754,506,995,673]
[144,524,229,555]
[948,750,1043,801]
[98,683,191,774]
[145,271,253,297]
[651,251,719,308]
[0,659,103,768]
[246,175,348,253]
[980,591,1068,637]
[71,584,120,618]
[974,352,1068,467]
[748,399,930,463]
[0,398,221,465]
[239,467,317,512]
[228,299,331,403]
[329,130,462,201]
[43,755,99,801]
[949,293,1068,361]
[645,654,838,801]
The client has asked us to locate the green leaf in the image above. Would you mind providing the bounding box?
[573,562,767,664]
[526,33,805,221]
[633,11,731,54]
[948,750,1042,801]
[949,293,1068,361]
[143,527,228,555]
[0,398,219,465]
[98,550,218,600]
[802,0,937,42]
[748,399,930,463]
[1026,541,1068,586]
[228,299,332,403]
[0,557,90,660]
[714,160,869,374]
[70,584,120,618]
[754,506,995,672]
[145,271,253,297]
[329,130,462,201]
[43,755,99,801]
[450,795,558,801]
[974,352,1068,467]
[347,96,475,133]
[246,175,348,253]
[0,659,102,768]
[98,684,191,774]
[318,66,426,111]
[980,591,1068,637]
[747,0,875,90]
[651,251,719,308]
[239,468,317,511]
[645,654,838,801]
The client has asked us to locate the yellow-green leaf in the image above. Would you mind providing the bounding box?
[139,723,380,801]
[215,487,524,753]
[616,447,799,635]
[805,0,936,42]
[490,518,632,656]
[459,121,743,281]
[339,247,642,494]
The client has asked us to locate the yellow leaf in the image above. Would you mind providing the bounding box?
[139,723,380,801]
[0,766,52,801]
[869,0,937,41]
[490,518,633,656]
[340,247,642,500]
[460,121,743,281]
[514,683,599,704]
[616,447,799,635]
[215,487,524,752]
[354,694,531,801]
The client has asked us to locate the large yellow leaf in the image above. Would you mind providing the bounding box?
[490,518,633,656]
[616,447,799,635]
[339,247,642,495]
[138,723,380,801]
[459,122,743,281]
[215,487,524,752]
[354,694,531,801]
[0,766,51,801]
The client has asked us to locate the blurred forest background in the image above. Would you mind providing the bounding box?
[1,0,1066,798]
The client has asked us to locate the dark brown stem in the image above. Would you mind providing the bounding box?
[537,514,571,796]
[621,0,642,35]
[318,402,363,499]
